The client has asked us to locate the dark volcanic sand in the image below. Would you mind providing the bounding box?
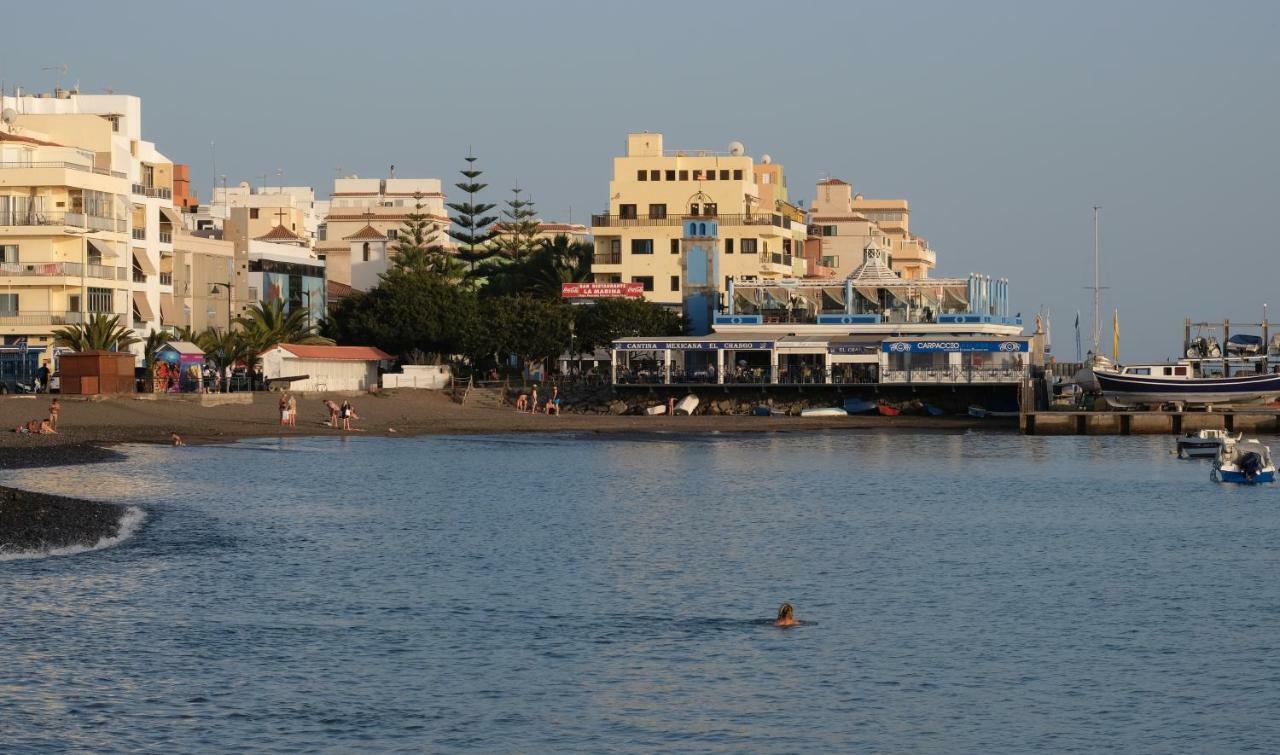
[0,485,129,555]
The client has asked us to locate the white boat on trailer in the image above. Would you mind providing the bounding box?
[1095,360,1280,408]
[1176,429,1238,459]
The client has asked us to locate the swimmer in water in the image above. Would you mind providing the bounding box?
[774,602,798,627]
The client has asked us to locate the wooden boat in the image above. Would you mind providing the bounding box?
[1096,362,1280,407]
[877,404,900,417]
[800,407,847,417]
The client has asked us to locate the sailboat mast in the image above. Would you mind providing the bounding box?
[1092,206,1101,354]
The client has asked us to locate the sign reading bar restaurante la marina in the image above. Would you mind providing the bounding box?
[561,282,645,299]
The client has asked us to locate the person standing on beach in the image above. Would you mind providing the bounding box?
[279,393,291,426]
[47,398,60,432]
[324,399,340,428]
[287,394,298,427]
[36,361,50,393]
[530,384,539,413]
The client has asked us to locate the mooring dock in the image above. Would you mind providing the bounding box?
[1020,409,1280,435]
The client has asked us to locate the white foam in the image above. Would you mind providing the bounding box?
[0,506,146,561]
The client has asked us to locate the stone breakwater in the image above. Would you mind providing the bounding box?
[553,386,1005,417]
[0,486,134,557]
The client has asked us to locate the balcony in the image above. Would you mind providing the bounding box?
[592,253,622,265]
[132,228,147,240]
[0,161,126,178]
[592,212,784,228]
[0,211,126,233]
[0,311,87,327]
[0,261,127,280]
[132,183,172,199]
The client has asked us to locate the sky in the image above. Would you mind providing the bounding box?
[2,0,1277,360]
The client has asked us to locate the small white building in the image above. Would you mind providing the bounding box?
[259,344,390,393]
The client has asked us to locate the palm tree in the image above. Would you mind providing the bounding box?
[52,314,140,352]
[236,300,331,351]
[142,330,169,370]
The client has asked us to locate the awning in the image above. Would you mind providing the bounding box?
[159,206,183,225]
[132,248,157,275]
[88,238,118,258]
[159,294,175,324]
[132,291,155,322]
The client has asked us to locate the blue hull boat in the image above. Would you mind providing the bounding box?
[1214,469,1276,484]
[843,398,876,414]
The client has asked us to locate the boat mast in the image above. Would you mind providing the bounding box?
[1091,206,1101,355]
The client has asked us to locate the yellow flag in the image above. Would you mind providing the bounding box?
[1112,309,1120,363]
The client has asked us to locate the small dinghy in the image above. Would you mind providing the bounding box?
[967,405,988,418]
[800,407,848,417]
[877,404,900,417]
[843,398,876,414]
[674,394,699,415]
[924,404,945,416]
[1176,429,1237,459]
[751,405,771,416]
[644,405,667,416]
[1212,437,1276,483]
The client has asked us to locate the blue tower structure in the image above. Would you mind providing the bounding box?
[681,216,720,336]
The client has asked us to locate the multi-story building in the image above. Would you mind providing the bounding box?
[246,236,326,326]
[0,118,131,372]
[807,178,936,280]
[491,221,591,248]
[205,181,325,245]
[169,230,247,333]
[316,176,449,286]
[1,90,182,356]
[589,133,808,307]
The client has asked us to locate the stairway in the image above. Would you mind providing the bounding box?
[464,385,509,410]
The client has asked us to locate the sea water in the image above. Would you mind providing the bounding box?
[2,431,1279,752]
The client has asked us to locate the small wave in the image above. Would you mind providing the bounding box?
[0,506,146,562]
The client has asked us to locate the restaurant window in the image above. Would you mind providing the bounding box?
[630,239,654,255]
[670,275,680,291]
[679,170,689,181]
[649,204,667,219]
[665,170,676,181]
[88,287,112,314]
[619,204,637,219]
[733,169,743,180]
[670,239,680,254]
[741,238,758,254]
[650,170,660,181]
[724,238,734,254]
[719,170,730,180]
[631,275,654,292]
[637,170,647,181]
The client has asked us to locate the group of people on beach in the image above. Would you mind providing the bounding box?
[11,398,59,436]
[514,384,560,415]
[276,393,360,431]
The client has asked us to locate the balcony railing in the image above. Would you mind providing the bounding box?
[158,231,172,243]
[0,261,127,280]
[881,367,1026,385]
[0,211,126,233]
[592,253,622,265]
[0,161,126,178]
[159,272,173,286]
[132,183,172,199]
[592,212,784,228]
[132,228,146,240]
[0,311,88,327]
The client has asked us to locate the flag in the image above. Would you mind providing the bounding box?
[1112,309,1120,363]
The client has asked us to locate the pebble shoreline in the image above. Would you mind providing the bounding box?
[0,444,130,556]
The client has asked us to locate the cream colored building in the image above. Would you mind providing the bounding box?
[204,182,324,244]
[491,221,591,248]
[808,178,936,280]
[589,133,807,306]
[168,231,247,333]
[0,120,131,364]
[316,176,449,285]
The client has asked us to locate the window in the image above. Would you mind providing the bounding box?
[610,238,622,255]
[362,242,371,262]
[0,293,16,314]
[670,275,680,292]
[665,170,676,181]
[725,276,733,290]
[733,169,743,180]
[670,239,680,254]
[0,244,17,264]
[386,229,399,240]
[619,204,637,219]
[249,208,259,219]
[637,170,647,181]
[719,170,730,180]
[631,276,654,291]
[649,204,667,219]
[689,204,700,217]
[741,238,758,254]
[649,170,660,181]
[725,239,734,254]
[68,295,80,313]
[88,287,112,314]
[703,203,718,216]
[705,170,716,181]
[822,225,837,236]
[630,239,654,255]
[821,255,839,268]
[678,170,689,181]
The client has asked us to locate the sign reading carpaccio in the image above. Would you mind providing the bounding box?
[561,282,645,299]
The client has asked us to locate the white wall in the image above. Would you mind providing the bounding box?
[260,348,379,392]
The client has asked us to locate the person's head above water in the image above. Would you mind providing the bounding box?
[775,602,797,626]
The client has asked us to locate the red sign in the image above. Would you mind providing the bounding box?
[561,282,645,299]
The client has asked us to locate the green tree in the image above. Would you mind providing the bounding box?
[391,192,449,274]
[479,234,595,299]
[477,295,573,372]
[325,268,480,364]
[237,300,330,351]
[142,330,169,371]
[52,314,140,352]
[572,298,686,354]
[491,183,540,262]
[445,150,499,275]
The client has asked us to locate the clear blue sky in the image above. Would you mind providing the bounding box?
[3,0,1277,359]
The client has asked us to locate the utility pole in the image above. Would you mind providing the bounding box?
[1090,206,1102,355]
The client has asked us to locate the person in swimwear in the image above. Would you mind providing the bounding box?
[774,602,799,627]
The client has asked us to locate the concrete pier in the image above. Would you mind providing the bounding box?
[1021,410,1280,435]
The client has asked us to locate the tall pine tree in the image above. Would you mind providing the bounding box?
[446,150,499,275]
[492,183,540,262]
[391,192,461,280]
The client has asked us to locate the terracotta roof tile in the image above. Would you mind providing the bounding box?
[267,344,391,361]
[254,224,305,242]
[343,224,387,241]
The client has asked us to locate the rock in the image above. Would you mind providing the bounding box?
[608,400,628,415]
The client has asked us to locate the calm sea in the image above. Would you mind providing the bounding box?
[3,431,1279,753]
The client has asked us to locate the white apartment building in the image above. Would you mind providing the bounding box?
[316,176,449,286]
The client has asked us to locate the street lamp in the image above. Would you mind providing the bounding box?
[209,281,233,333]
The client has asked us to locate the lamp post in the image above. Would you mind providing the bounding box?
[209,281,233,333]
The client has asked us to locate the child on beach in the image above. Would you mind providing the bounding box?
[171,432,185,446]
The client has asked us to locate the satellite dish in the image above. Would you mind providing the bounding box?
[728,141,745,156]
[0,108,17,126]
[761,154,772,164]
